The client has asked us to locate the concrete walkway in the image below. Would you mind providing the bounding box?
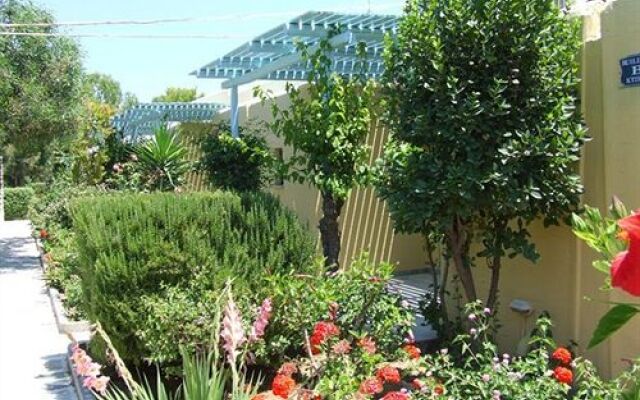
[0,220,77,399]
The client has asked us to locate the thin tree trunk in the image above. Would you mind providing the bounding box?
[486,254,501,311]
[319,193,344,271]
[425,235,448,324]
[446,217,477,303]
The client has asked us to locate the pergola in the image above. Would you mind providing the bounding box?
[192,11,398,136]
[111,102,225,141]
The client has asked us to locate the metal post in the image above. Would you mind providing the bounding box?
[0,156,4,222]
[230,85,239,138]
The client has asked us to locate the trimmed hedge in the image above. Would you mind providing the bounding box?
[71,191,317,363]
[4,187,35,220]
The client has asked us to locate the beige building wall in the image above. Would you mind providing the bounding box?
[195,0,639,377]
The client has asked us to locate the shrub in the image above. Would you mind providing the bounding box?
[200,131,275,192]
[133,126,190,191]
[28,180,102,230]
[3,186,35,220]
[70,191,317,363]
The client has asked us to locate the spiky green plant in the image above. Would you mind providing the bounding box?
[134,126,190,191]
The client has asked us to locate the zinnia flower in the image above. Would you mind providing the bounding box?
[611,213,640,296]
[553,366,573,385]
[358,337,377,355]
[552,347,572,365]
[309,321,340,354]
[272,374,296,398]
[376,366,401,384]
[358,377,383,395]
[381,391,410,400]
[403,344,421,359]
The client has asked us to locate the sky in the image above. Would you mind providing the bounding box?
[35,0,405,102]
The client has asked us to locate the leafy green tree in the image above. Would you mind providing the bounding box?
[120,92,139,111]
[82,73,122,108]
[257,38,375,269]
[377,0,586,310]
[152,87,202,103]
[0,0,84,185]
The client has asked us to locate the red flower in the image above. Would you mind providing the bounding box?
[358,337,377,355]
[39,229,49,240]
[272,374,296,398]
[381,391,410,400]
[358,377,383,395]
[612,213,640,296]
[433,384,445,395]
[553,366,573,385]
[376,366,401,384]
[309,321,340,354]
[552,347,572,365]
[403,344,421,359]
[411,378,426,390]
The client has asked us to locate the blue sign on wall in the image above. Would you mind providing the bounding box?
[621,54,640,87]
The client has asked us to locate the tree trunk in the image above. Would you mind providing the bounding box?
[446,218,477,303]
[486,254,501,311]
[319,193,344,271]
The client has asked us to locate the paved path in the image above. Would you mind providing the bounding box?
[0,220,77,399]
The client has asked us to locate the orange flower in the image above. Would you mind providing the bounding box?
[433,384,445,395]
[272,374,296,398]
[403,344,421,359]
[553,366,573,385]
[551,347,572,365]
[376,366,401,384]
[358,377,383,395]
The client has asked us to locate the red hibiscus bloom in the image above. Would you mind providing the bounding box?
[381,391,410,400]
[403,344,421,359]
[612,213,640,296]
[358,377,383,395]
[376,366,401,384]
[272,374,296,398]
[552,347,572,365]
[553,366,573,385]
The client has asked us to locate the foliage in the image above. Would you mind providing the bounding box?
[0,0,84,186]
[572,200,640,348]
[377,0,586,309]
[83,73,122,108]
[70,191,317,364]
[152,87,202,103]
[256,301,639,399]
[3,186,34,220]
[200,130,274,191]
[133,126,191,191]
[256,34,376,268]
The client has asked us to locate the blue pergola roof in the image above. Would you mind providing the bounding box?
[111,102,225,140]
[191,11,398,88]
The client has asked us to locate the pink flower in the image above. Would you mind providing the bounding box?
[332,339,352,355]
[83,376,110,395]
[249,298,272,343]
[358,337,376,355]
[76,361,101,378]
[221,294,246,364]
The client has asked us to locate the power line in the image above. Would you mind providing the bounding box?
[0,32,250,39]
[0,3,402,28]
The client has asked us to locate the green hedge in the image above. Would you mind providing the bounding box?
[71,191,317,363]
[4,187,35,220]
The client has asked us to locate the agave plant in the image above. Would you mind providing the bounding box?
[133,126,190,191]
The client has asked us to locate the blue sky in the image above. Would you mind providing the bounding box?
[36,1,404,101]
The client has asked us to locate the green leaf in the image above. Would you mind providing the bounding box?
[589,304,640,348]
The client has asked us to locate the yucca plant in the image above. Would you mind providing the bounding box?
[134,126,190,191]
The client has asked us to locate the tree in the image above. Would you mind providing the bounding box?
[152,87,202,103]
[258,38,375,269]
[120,92,139,111]
[0,0,84,185]
[83,73,122,108]
[377,0,586,311]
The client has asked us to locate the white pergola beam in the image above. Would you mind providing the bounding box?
[221,32,353,89]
